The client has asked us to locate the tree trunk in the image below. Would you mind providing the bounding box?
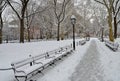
[61,31,64,40]
[40,29,43,39]
[20,19,24,43]
[0,13,3,44]
[101,28,104,42]
[114,16,117,39]
[108,14,114,42]
[0,29,2,44]
[49,26,53,39]
[57,23,60,41]
[27,28,30,42]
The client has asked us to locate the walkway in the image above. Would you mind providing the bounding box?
[70,40,105,81]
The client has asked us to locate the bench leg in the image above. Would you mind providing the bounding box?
[15,76,27,81]
[15,76,19,81]
[38,70,44,75]
[52,62,56,66]
[63,54,67,57]
[59,58,61,60]
[25,76,27,81]
[50,62,56,67]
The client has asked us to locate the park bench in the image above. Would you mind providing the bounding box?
[105,40,119,51]
[79,40,86,45]
[76,40,86,46]
[11,45,73,81]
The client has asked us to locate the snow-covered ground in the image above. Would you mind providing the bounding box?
[0,39,84,81]
[0,38,120,81]
[96,39,120,81]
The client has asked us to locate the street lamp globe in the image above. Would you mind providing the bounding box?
[71,15,76,25]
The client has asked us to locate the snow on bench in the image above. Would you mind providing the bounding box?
[11,54,45,81]
[105,40,119,51]
[76,40,86,46]
[79,40,86,45]
[11,45,73,81]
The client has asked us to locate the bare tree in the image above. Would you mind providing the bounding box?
[43,10,54,39]
[6,0,30,43]
[25,1,37,42]
[75,0,95,34]
[112,0,120,38]
[37,10,54,39]
[0,0,7,44]
[94,0,114,42]
[25,0,51,41]
[91,4,107,37]
[53,0,71,41]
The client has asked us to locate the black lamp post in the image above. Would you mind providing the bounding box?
[71,15,76,50]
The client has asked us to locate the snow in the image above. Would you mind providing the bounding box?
[0,40,74,68]
[96,39,120,81]
[0,38,120,81]
[0,39,82,81]
[70,40,105,81]
[36,40,90,81]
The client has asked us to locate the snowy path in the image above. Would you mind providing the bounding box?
[70,40,105,81]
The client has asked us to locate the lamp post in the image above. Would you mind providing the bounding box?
[71,15,76,50]
[101,26,104,42]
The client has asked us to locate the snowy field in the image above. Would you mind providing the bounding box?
[0,38,120,81]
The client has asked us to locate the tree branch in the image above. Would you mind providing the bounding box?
[115,0,120,11]
[94,0,105,5]
[53,0,59,21]
[6,0,21,19]
[117,19,120,25]
[59,0,70,23]
[103,0,109,10]
[115,6,120,17]
[58,0,65,19]
[21,0,29,18]
[25,6,49,18]
[94,0,109,10]
[1,1,7,13]
[112,0,115,15]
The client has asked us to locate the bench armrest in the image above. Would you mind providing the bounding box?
[15,70,26,74]
[34,61,43,65]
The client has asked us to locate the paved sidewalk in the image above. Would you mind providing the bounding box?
[70,40,105,81]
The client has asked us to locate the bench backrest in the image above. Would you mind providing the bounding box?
[33,53,46,61]
[11,53,46,69]
[80,40,86,45]
[11,44,72,69]
[105,40,119,48]
[11,57,33,68]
